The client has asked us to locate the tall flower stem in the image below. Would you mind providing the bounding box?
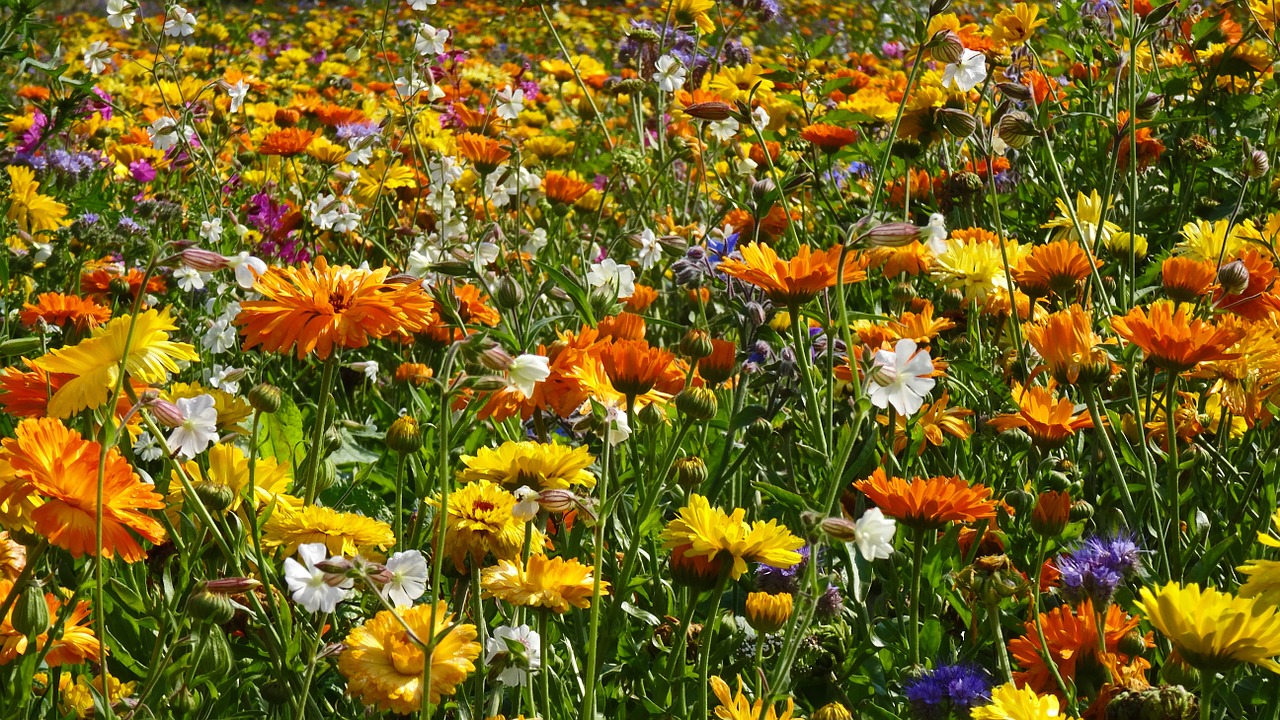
[1165,372,1182,579]
[1030,536,1076,713]
[989,604,1012,683]
[1084,389,1136,518]
[791,307,829,457]
[422,378,454,720]
[908,527,925,667]
[303,353,340,505]
[539,611,552,719]
[580,428,613,720]
[1200,672,1215,720]
[696,571,731,720]
[294,612,330,720]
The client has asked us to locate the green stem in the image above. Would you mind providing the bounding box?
[989,604,1012,683]
[294,612,330,720]
[304,354,340,505]
[790,307,829,457]
[909,528,925,667]
[1200,671,1214,720]
[696,572,730,720]
[1030,535,1077,713]
[1085,389,1136,519]
[422,382,453,720]
[1166,372,1182,580]
[580,427,613,720]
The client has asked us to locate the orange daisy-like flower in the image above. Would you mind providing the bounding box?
[543,171,593,206]
[596,338,681,399]
[394,362,434,386]
[879,390,973,455]
[0,579,100,667]
[1008,600,1147,696]
[1214,247,1280,320]
[1115,111,1165,172]
[422,284,500,345]
[0,361,141,420]
[624,284,659,312]
[866,242,934,277]
[1024,305,1111,386]
[1161,257,1216,304]
[19,293,111,331]
[697,338,738,386]
[1110,301,1244,371]
[799,123,858,153]
[988,381,1094,447]
[853,468,996,529]
[258,128,318,157]
[456,132,511,174]
[235,257,434,359]
[596,312,647,341]
[1012,240,1098,298]
[888,300,956,343]
[80,266,167,300]
[0,418,165,562]
[718,241,867,307]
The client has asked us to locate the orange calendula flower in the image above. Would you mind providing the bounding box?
[853,468,996,529]
[235,257,434,359]
[1110,301,1244,371]
[1008,600,1146,696]
[988,381,1094,447]
[0,418,165,562]
[718,241,866,306]
[597,338,679,398]
[799,123,858,153]
[1161,257,1217,304]
[879,390,973,455]
[456,132,511,174]
[481,553,606,612]
[258,128,318,156]
[888,300,956,343]
[1012,240,1098,298]
[543,171,593,206]
[19,293,111,331]
[1025,305,1111,386]
[697,338,738,386]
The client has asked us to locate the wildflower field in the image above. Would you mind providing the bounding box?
[7,0,1280,717]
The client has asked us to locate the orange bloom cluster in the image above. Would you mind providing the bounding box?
[1111,301,1244,372]
[853,468,997,529]
[1009,600,1149,697]
[19,293,111,331]
[718,241,867,306]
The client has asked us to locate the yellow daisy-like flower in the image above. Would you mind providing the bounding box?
[458,441,596,490]
[338,602,481,715]
[932,239,1009,302]
[1138,582,1280,674]
[710,676,801,720]
[1238,559,1280,605]
[1041,190,1120,248]
[263,504,394,557]
[56,673,136,720]
[31,308,199,419]
[970,682,1075,720]
[660,494,804,581]
[1176,217,1258,263]
[433,479,529,572]
[481,553,605,613]
[669,0,717,34]
[990,3,1048,46]
[6,165,69,235]
[169,443,299,517]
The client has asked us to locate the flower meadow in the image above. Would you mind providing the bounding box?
[7,0,1280,717]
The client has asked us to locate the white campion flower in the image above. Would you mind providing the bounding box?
[607,408,631,446]
[381,550,428,608]
[350,360,379,381]
[508,354,550,398]
[202,318,237,354]
[586,258,636,299]
[199,217,223,242]
[226,251,266,289]
[496,86,525,121]
[865,338,936,416]
[709,117,739,142]
[522,227,549,256]
[485,625,542,687]
[207,364,243,394]
[925,213,948,255]
[173,266,210,292]
[227,79,249,113]
[148,117,181,152]
[512,486,540,522]
[82,41,112,75]
[168,394,219,459]
[942,48,988,92]
[134,431,163,462]
[752,105,770,132]
[407,0,436,9]
[636,228,663,270]
[284,544,354,613]
[852,508,896,561]
[346,135,376,166]
[163,4,197,37]
[106,0,136,29]
[653,54,687,92]
[414,23,449,56]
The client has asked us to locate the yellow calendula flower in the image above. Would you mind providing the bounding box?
[971,682,1075,720]
[670,0,717,33]
[990,3,1048,46]
[931,239,1009,302]
[263,504,395,557]
[1041,190,1120,248]
[352,157,417,206]
[1176,217,1258,263]
[432,479,530,572]
[55,673,136,719]
[1138,582,1280,673]
[481,552,605,613]
[660,494,804,582]
[710,676,801,720]
[169,443,300,517]
[338,602,481,714]
[458,441,596,490]
[6,165,69,234]
[31,308,200,419]
[1238,559,1280,605]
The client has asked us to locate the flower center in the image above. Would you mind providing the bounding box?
[387,632,426,675]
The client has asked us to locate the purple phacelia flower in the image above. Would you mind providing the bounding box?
[1056,532,1143,607]
[903,664,991,720]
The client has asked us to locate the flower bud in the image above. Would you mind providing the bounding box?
[149,398,186,428]
[1135,93,1163,120]
[930,30,964,64]
[203,577,262,595]
[892,282,918,304]
[1031,490,1070,537]
[751,178,777,204]
[638,401,667,427]
[187,588,237,625]
[194,483,236,515]
[1218,258,1250,295]
[0,337,43,357]
[864,222,922,247]
[744,591,793,634]
[819,517,859,543]
[315,557,354,575]
[1159,649,1201,686]
[997,111,1037,149]
[997,81,1033,102]
[1118,630,1148,657]
[386,416,423,454]
[1246,148,1270,179]
[679,329,715,360]
[744,417,773,441]
[1003,489,1035,514]
[1068,499,1094,522]
[672,456,708,490]
[479,345,515,372]
[471,376,512,392]
[181,248,230,271]
[813,703,854,720]
[683,101,733,121]
[493,276,525,310]
[936,107,978,137]
[12,582,48,637]
[675,386,719,421]
[538,488,578,514]
[248,383,283,414]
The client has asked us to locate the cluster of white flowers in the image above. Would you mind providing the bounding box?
[284,545,429,613]
[307,193,362,234]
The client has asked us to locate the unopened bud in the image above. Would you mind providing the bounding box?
[1118,630,1148,657]
[751,178,776,203]
[315,558,354,575]
[671,456,708,490]
[675,386,718,421]
[149,398,186,428]
[194,483,236,514]
[679,328,715,360]
[1246,147,1270,179]
[683,101,733,121]
[997,82,1033,102]
[538,488,577,513]
[892,282,918,304]
[203,577,262,595]
[1068,499,1094,522]
[248,383,283,414]
[386,416,423,454]
[1218,259,1250,295]
[997,111,1037,149]
[819,516,859,543]
[187,589,237,624]
[1135,93,1163,120]
[493,276,525,310]
[864,222,922,247]
[638,401,666,426]
[936,108,978,137]
[12,582,48,637]
[930,30,964,64]
[181,248,230,272]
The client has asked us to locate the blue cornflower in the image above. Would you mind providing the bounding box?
[903,664,991,720]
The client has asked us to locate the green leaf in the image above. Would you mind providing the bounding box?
[265,393,305,473]
[754,482,808,512]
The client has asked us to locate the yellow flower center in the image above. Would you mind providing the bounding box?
[387,632,425,675]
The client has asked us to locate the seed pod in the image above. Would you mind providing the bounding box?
[996,81,1033,102]
[936,107,978,137]
[248,383,283,414]
[997,111,1037,149]
[12,582,48,637]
